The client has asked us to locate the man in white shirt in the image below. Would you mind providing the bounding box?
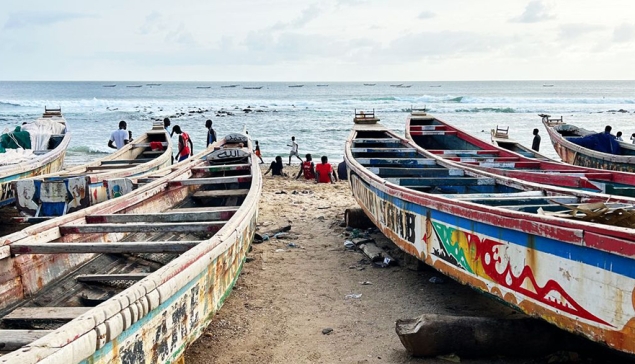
[108,120,129,150]
[287,136,302,165]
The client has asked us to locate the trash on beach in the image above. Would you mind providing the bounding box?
[344,240,355,249]
[287,242,300,248]
[360,281,372,285]
[322,328,334,335]
[345,293,362,299]
[429,276,445,284]
[437,354,461,363]
[275,249,286,253]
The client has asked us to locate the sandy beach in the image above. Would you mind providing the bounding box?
[182,165,611,364]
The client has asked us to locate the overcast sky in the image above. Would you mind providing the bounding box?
[1,0,634,81]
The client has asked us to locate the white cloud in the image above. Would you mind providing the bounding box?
[613,23,635,43]
[510,1,554,23]
[418,11,436,20]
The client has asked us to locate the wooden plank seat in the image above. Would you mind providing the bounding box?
[192,189,250,199]
[351,147,418,153]
[85,209,237,223]
[101,159,154,165]
[440,191,546,199]
[168,175,252,187]
[132,142,168,148]
[191,163,251,173]
[409,125,446,131]
[10,241,202,255]
[427,149,501,155]
[142,150,164,156]
[408,131,458,136]
[353,138,402,144]
[76,273,149,282]
[386,177,496,187]
[0,330,53,351]
[59,221,227,234]
[446,156,520,162]
[477,161,542,168]
[3,307,91,324]
[370,167,465,178]
[357,158,436,167]
[452,195,581,206]
[166,206,240,213]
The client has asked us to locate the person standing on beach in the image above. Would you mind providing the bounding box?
[531,128,541,152]
[264,156,286,176]
[205,119,217,147]
[172,125,193,162]
[254,140,264,164]
[315,156,336,184]
[337,157,348,181]
[296,154,315,180]
[164,118,172,136]
[108,120,129,150]
[287,136,302,165]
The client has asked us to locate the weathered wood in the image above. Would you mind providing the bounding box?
[85,210,236,223]
[191,163,251,173]
[76,273,149,282]
[10,241,200,254]
[0,330,53,350]
[4,307,91,321]
[59,221,226,234]
[131,142,168,148]
[101,159,153,165]
[168,175,252,186]
[345,208,375,229]
[85,164,140,170]
[166,206,240,213]
[395,314,565,358]
[193,189,249,199]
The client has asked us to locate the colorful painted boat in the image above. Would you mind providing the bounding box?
[346,112,635,354]
[543,115,635,172]
[0,108,70,208]
[404,111,635,197]
[0,131,261,363]
[13,123,173,221]
[490,125,550,160]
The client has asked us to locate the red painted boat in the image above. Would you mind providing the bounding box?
[404,110,635,197]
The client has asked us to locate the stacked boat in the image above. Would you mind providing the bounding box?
[0,131,261,362]
[345,110,635,355]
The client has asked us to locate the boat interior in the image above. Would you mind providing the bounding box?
[0,139,254,354]
[350,129,633,215]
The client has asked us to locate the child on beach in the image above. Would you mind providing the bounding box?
[295,154,315,180]
[172,125,193,162]
[287,136,302,165]
[254,141,264,164]
[315,156,336,184]
[264,156,286,176]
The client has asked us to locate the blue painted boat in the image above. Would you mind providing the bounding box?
[346,111,635,354]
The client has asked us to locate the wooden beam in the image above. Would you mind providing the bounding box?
[351,147,418,153]
[85,164,139,170]
[11,241,201,255]
[76,273,149,282]
[191,163,251,173]
[132,142,168,148]
[193,189,249,199]
[0,330,53,351]
[85,210,236,223]
[101,159,153,165]
[168,176,251,187]
[4,307,91,321]
[59,221,226,234]
[166,206,240,213]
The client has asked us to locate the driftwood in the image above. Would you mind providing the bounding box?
[353,238,396,265]
[345,208,375,229]
[396,314,564,358]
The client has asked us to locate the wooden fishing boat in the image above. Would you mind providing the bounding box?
[490,125,550,160]
[404,111,635,197]
[0,108,70,208]
[346,111,635,354]
[13,123,172,221]
[543,114,635,172]
[0,131,261,363]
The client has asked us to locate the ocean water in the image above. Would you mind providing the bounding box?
[1,81,634,166]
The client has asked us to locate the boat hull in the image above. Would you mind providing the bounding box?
[346,125,635,354]
[0,152,67,207]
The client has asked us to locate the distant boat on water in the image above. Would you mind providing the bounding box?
[316,84,329,87]
[390,84,403,87]
[243,86,263,90]
[196,86,211,89]
[102,85,116,87]
[221,84,239,88]
[397,85,412,88]
[146,83,162,86]
[288,85,304,88]
[126,85,142,88]
[543,84,555,87]
[363,83,376,86]
[429,85,442,88]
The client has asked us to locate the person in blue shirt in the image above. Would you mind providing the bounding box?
[205,119,217,147]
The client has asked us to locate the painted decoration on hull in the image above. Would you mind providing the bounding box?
[349,173,635,333]
[14,176,90,217]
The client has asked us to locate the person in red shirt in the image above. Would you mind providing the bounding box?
[172,125,193,162]
[295,154,316,180]
[315,155,337,183]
